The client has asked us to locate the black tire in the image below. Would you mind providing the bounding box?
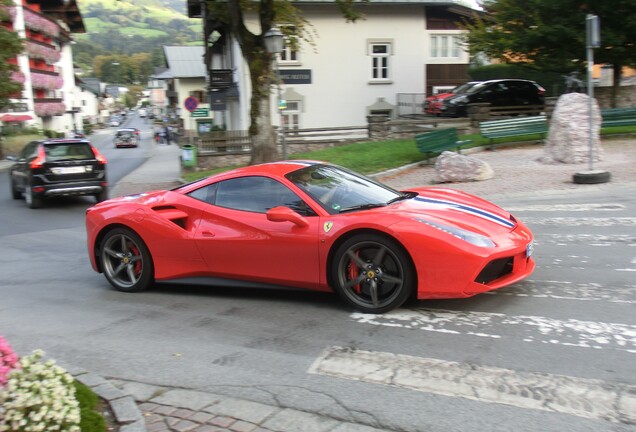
[572,170,611,184]
[24,183,43,209]
[331,234,414,314]
[95,190,108,203]
[10,177,21,200]
[99,228,154,293]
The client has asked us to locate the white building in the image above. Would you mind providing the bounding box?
[187,0,479,132]
[1,0,85,134]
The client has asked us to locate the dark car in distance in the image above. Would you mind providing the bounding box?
[440,79,546,117]
[9,138,108,209]
[114,128,140,148]
[424,81,481,116]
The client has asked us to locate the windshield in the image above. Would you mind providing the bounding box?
[453,82,477,94]
[287,164,403,214]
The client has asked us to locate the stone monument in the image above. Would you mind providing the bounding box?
[434,151,494,183]
[541,92,603,164]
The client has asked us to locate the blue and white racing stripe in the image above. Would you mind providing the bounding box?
[414,197,515,228]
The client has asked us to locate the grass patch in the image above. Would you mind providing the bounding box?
[2,134,44,157]
[74,380,107,432]
[179,125,635,183]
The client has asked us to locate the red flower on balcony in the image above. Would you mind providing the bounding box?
[10,71,26,84]
[31,72,64,90]
[25,41,61,63]
[2,6,60,37]
[34,102,66,117]
[23,7,60,37]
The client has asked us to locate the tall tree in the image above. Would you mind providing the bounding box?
[205,0,363,164]
[462,0,636,106]
[0,0,24,110]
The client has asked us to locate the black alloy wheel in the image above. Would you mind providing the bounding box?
[332,234,414,314]
[10,177,21,200]
[100,228,154,293]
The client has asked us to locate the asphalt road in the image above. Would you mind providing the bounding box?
[0,137,634,431]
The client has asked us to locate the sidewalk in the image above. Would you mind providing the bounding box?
[4,137,636,432]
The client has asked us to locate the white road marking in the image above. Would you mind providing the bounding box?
[309,346,636,424]
[536,233,636,246]
[507,203,625,212]
[485,280,636,304]
[349,309,636,353]
[521,217,636,226]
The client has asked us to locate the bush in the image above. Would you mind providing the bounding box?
[0,336,19,386]
[0,350,81,432]
[82,119,94,136]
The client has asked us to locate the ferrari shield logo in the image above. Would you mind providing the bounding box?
[323,221,334,233]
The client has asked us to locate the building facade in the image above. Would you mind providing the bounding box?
[1,0,84,134]
[187,0,479,133]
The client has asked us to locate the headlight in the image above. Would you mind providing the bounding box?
[416,218,496,248]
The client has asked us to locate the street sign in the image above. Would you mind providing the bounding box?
[184,96,199,113]
[191,108,209,118]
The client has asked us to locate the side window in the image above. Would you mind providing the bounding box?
[21,142,37,160]
[188,183,218,204]
[193,176,315,215]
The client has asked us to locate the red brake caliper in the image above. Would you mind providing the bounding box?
[348,251,361,293]
[130,243,142,275]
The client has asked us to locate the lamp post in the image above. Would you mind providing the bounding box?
[263,27,287,159]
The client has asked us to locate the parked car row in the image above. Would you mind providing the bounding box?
[425,79,546,117]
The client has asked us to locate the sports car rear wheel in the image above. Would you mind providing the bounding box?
[332,234,414,314]
[100,228,153,293]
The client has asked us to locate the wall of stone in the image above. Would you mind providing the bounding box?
[594,85,636,108]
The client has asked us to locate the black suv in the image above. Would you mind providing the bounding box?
[440,79,545,117]
[9,138,108,209]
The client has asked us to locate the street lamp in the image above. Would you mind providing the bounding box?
[264,27,287,159]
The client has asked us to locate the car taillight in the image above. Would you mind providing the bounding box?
[29,146,46,169]
[92,147,108,164]
[537,85,546,95]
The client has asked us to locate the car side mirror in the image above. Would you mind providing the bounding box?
[266,206,309,228]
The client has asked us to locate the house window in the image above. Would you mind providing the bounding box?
[279,26,299,64]
[370,43,391,81]
[430,35,461,58]
[282,101,300,130]
[189,90,205,101]
[280,40,298,63]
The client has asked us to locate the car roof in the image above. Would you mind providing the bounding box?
[40,138,91,145]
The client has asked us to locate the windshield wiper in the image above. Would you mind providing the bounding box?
[338,203,386,213]
[386,191,417,205]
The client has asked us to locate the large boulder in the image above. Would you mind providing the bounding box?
[434,151,494,183]
[542,92,603,164]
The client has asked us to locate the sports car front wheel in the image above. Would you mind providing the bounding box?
[332,234,414,314]
[100,228,153,293]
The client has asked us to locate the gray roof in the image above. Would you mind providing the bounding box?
[163,46,206,78]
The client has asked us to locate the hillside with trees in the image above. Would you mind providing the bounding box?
[73,0,202,83]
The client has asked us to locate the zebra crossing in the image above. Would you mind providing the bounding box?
[310,201,636,427]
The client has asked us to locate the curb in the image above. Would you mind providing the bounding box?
[66,365,147,432]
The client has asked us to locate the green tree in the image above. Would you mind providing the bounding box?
[204,0,364,164]
[0,0,24,110]
[462,0,636,106]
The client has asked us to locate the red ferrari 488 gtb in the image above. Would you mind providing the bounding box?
[86,161,535,313]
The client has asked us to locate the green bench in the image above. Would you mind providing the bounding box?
[415,127,472,163]
[480,115,548,148]
[601,107,636,128]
